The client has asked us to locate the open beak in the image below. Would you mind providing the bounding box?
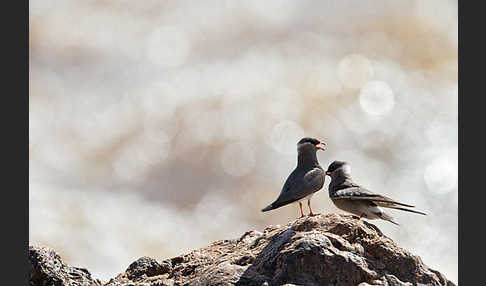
[316,141,326,151]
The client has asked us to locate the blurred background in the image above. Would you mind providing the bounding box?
[29,0,458,283]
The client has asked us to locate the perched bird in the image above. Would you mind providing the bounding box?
[325,160,426,225]
[262,137,326,217]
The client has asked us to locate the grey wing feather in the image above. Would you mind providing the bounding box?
[303,168,325,191]
[275,168,324,204]
[332,187,415,208]
[270,169,300,205]
[383,205,427,215]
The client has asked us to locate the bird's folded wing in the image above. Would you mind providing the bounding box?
[272,169,301,203]
[273,168,323,206]
[332,187,414,208]
[303,168,325,190]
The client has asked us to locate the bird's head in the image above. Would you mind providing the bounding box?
[297,137,326,153]
[325,160,351,177]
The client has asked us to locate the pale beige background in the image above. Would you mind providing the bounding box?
[29,0,458,283]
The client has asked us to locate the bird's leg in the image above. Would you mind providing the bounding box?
[308,199,318,216]
[358,214,367,221]
[299,202,305,218]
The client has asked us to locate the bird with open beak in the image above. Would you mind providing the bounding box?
[325,160,426,225]
[262,137,327,217]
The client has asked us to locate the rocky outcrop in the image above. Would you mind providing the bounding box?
[29,214,455,286]
[29,246,103,286]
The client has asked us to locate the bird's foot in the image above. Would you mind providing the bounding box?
[309,212,320,217]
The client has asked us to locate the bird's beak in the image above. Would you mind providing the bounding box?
[325,171,331,176]
[316,141,326,151]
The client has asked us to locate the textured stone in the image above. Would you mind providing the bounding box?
[29,214,455,286]
[28,246,103,286]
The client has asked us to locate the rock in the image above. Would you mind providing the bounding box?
[29,214,455,286]
[125,256,172,280]
[29,246,103,286]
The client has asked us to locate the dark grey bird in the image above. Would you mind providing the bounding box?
[262,137,326,217]
[325,160,426,225]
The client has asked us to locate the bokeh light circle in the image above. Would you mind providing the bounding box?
[338,54,374,89]
[424,149,458,195]
[359,80,395,116]
[268,120,305,155]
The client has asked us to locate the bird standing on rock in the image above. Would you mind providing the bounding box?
[262,137,326,217]
[325,160,426,225]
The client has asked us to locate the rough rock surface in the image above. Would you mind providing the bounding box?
[29,214,455,286]
[29,246,103,286]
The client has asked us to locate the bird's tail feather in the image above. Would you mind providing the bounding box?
[261,203,275,212]
[377,211,399,225]
[261,198,295,212]
[385,206,427,215]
